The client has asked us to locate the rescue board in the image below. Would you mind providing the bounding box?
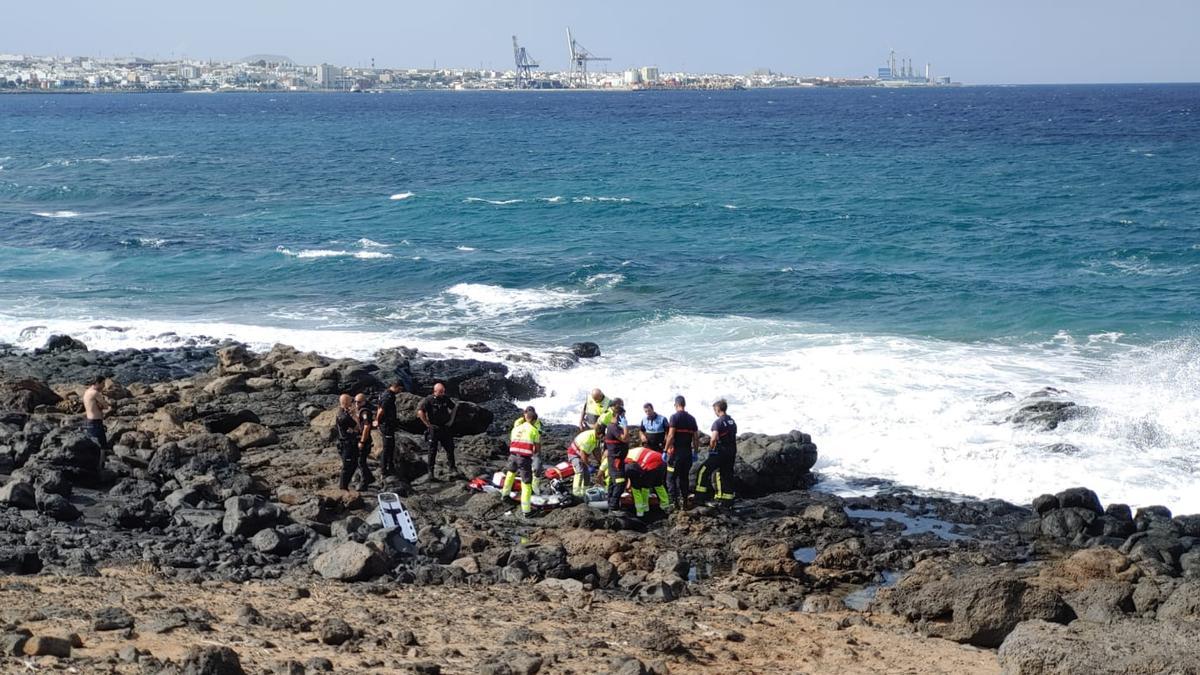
[376,492,418,543]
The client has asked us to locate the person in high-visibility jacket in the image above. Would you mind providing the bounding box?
[579,388,612,431]
[602,401,629,510]
[501,406,542,516]
[566,423,603,497]
[624,446,670,518]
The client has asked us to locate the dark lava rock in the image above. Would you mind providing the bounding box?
[222,495,284,537]
[35,491,80,522]
[570,342,601,358]
[319,618,354,646]
[999,619,1200,675]
[1055,487,1103,515]
[93,606,135,631]
[0,481,36,509]
[875,559,1074,648]
[0,378,62,413]
[181,645,245,675]
[732,431,819,497]
[1031,494,1059,515]
[42,334,88,352]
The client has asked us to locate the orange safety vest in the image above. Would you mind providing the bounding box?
[626,446,665,472]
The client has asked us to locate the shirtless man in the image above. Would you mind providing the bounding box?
[82,375,111,470]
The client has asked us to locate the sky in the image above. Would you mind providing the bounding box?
[3,0,1198,84]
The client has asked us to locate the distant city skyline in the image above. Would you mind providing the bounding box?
[5,0,1199,84]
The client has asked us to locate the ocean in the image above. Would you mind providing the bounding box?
[1,86,1197,512]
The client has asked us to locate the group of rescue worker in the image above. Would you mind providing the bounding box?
[333,380,739,520]
[499,388,739,518]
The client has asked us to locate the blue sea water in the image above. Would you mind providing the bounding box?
[1,86,1198,511]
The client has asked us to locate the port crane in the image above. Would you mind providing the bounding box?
[512,35,539,89]
[566,27,610,87]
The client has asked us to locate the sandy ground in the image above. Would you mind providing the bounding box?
[0,567,999,674]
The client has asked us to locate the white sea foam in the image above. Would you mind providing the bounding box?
[385,283,593,328]
[523,317,1200,514]
[356,238,390,248]
[32,210,81,219]
[464,197,523,205]
[389,192,414,201]
[120,238,169,249]
[276,246,393,260]
[3,304,1195,513]
[540,196,564,203]
[584,273,624,289]
[455,246,477,252]
[573,196,632,203]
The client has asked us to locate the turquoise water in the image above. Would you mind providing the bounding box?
[1,87,1198,510]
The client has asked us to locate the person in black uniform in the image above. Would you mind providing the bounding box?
[335,394,362,491]
[375,381,404,480]
[696,398,737,505]
[418,382,459,481]
[345,393,375,491]
[603,401,629,510]
[663,395,700,510]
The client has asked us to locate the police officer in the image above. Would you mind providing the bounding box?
[335,394,361,491]
[501,406,542,517]
[348,393,376,491]
[663,395,700,510]
[638,402,669,452]
[418,382,460,481]
[375,381,404,480]
[696,398,737,505]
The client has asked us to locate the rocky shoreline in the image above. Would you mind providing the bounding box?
[2,336,1199,674]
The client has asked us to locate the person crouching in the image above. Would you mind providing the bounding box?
[501,406,542,517]
[566,423,603,497]
[624,446,670,518]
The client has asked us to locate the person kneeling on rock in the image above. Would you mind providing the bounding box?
[624,446,671,518]
[501,406,542,517]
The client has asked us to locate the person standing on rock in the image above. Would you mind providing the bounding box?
[375,381,405,484]
[335,394,360,491]
[603,401,630,511]
[579,388,612,431]
[82,375,111,470]
[638,402,669,453]
[353,394,377,491]
[417,382,460,481]
[663,395,700,510]
[696,399,737,506]
[501,406,542,517]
